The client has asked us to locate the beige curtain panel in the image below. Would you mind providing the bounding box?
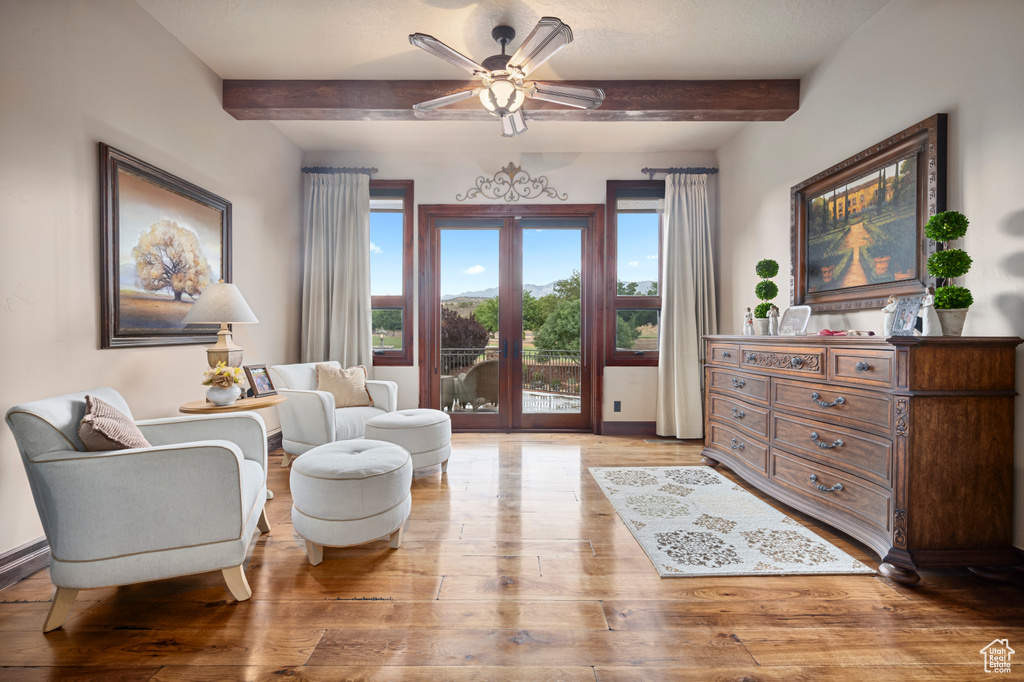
[657,172,717,438]
[300,171,373,374]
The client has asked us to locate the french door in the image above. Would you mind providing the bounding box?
[419,205,603,431]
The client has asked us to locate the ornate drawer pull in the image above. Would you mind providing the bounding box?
[809,474,843,493]
[810,392,845,408]
[722,351,731,358]
[791,357,804,368]
[855,361,870,372]
[810,432,844,449]
[732,378,746,389]
[746,352,756,362]
[730,438,745,450]
[731,407,745,419]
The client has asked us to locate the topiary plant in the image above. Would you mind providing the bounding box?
[925,211,972,309]
[753,259,779,318]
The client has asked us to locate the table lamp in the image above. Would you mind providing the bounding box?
[181,280,258,367]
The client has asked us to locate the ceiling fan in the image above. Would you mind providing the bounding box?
[408,17,605,137]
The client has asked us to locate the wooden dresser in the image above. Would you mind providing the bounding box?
[700,334,1020,584]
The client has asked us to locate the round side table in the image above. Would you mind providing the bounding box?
[179,394,287,499]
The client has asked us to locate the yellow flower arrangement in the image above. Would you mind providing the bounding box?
[202,362,244,389]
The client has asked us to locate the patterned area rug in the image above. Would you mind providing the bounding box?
[590,466,876,577]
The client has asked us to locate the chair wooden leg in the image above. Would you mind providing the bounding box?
[441,459,449,473]
[280,451,292,468]
[42,586,78,633]
[256,507,271,533]
[305,540,323,566]
[390,524,405,549]
[221,565,252,601]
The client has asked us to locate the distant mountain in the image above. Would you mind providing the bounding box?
[442,279,654,300]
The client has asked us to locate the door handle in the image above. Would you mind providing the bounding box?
[502,339,508,359]
[513,340,520,359]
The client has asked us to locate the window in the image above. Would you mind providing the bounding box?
[370,180,413,365]
[606,181,662,366]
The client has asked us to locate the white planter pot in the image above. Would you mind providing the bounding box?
[206,384,241,406]
[754,318,770,336]
[936,308,969,337]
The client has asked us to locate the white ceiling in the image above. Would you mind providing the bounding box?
[136,0,892,153]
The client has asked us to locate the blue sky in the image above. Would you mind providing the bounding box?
[371,213,661,298]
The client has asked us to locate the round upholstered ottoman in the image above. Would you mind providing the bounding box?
[364,409,452,473]
[290,440,412,565]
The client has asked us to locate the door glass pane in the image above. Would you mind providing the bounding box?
[616,197,660,296]
[440,228,500,414]
[615,308,660,352]
[522,227,581,414]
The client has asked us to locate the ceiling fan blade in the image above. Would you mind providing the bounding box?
[499,110,528,137]
[506,17,573,77]
[409,33,490,77]
[412,88,482,111]
[525,82,605,110]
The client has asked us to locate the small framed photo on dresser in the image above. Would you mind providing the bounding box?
[890,297,923,336]
[244,364,277,398]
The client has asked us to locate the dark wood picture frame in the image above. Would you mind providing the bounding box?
[791,114,946,312]
[100,143,231,348]
[244,364,277,398]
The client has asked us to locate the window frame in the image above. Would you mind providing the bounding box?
[605,180,663,367]
[370,179,414,366]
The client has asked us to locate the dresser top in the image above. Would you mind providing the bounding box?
[705,335,1022,348]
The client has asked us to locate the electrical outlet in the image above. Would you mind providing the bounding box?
[613,400,621,412]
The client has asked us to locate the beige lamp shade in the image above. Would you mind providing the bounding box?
[182,282,258,368]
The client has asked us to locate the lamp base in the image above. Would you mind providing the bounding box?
[207,324,244,368]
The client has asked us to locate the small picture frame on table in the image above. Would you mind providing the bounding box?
[890,297,923,336]
[244,364,277,398]
[778,305,812,335]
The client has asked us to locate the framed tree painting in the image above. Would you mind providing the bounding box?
[100,143,231,348]
[791,114,946,312]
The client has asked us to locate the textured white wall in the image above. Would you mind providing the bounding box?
[305,150,719,422]
[716,0,1024,545]
[0,0,303,554]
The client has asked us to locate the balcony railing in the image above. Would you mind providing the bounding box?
[439,347,581,396]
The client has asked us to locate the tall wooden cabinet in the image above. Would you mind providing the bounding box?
[700,334,1021,584]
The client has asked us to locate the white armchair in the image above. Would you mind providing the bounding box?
[268,361,397,467]
[4,387,270,632]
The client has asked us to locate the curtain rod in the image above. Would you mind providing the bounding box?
[301,166,379,175]
[641,166,719,180]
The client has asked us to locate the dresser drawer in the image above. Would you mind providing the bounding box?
[771,450,891,532]
[829,348,895,387]
[709,394,769,439]
[772,413,892,486]
[708,342,740,366]
[708,368,769,404]
[772,378,892,435]
[740,344,826,378]
[709,422,767,473]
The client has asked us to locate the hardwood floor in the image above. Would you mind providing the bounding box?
[1,433,1021,680]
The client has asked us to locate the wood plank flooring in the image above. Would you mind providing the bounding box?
[1,433,1021,680]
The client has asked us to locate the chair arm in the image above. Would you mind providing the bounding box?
[366,380,398,413]
[30,443,250,563]
[137,413,267,468]
[273,389,336,447]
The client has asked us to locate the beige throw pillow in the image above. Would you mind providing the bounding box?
[78,395,152,451]
[316,364,374,408]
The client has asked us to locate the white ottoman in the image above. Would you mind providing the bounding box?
[364,409,452,473]
[290,440,412,566]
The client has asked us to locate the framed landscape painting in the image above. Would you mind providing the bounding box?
[101,143,232,348]
[791,114,946,312]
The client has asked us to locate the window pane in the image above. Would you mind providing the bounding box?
[615,308,660,352]
[370,209,403,297]
[371,308,403,350]
[615,203,659,296]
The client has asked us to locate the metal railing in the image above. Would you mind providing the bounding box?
[439,347,581,396]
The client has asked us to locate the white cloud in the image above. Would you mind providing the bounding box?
[646,254,658,259]
[461,264,485,275]
[628,260,639,267]
[369,242,382,254]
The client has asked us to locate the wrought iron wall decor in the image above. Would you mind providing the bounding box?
[456,162,568,202]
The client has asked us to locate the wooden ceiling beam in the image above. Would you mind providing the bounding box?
[223,79,799,122]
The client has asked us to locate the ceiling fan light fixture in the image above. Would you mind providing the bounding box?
[479,76,525,116]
